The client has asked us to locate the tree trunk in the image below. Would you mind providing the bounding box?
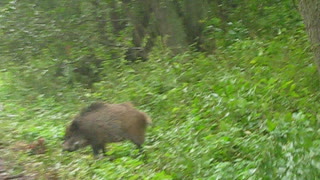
[298,0,320,75]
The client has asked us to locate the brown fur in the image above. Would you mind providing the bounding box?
[62,102,152,156]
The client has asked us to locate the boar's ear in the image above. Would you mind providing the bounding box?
[70,120,79,131]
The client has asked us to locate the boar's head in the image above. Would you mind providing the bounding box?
[62,120,88,152]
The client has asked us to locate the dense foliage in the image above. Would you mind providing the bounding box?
[0,0,320,179]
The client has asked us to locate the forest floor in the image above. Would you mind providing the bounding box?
[0,158,32,180]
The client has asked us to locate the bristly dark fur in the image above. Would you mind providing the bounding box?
[63,102,152,156]
[80,102,105,116]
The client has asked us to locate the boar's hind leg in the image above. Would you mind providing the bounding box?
[130,135,145,152]
[132,138,147,159]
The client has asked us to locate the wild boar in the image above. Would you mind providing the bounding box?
[62,102,152,156]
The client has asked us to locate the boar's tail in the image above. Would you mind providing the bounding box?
[142,112,152,125]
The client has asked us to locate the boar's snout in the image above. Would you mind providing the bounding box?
[62,137,88,152]
[62,141,76,152]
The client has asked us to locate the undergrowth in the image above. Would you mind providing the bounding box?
[1,30,320,179]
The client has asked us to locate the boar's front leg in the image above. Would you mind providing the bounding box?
[101,145,106,155]
[91,144,101,156]
[91,144,106,157]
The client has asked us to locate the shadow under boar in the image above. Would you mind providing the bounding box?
[62,102,152,156]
